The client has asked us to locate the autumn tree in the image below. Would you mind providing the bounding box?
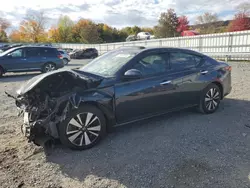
[196,12,219,24]
[177,16,189,34]
[57,15,74,42]
[155,9,179,38]
[72,19,100,43]
[227,13,250,32]
[20,10,47,42]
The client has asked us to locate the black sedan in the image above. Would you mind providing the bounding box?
[13,46,232,150]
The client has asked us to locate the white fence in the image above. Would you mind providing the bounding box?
[56,30,250,61]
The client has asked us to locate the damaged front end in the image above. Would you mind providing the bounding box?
[8,69,101,146]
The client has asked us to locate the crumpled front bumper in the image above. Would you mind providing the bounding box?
[21,112,52,146]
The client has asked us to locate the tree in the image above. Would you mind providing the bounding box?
[57,15,74,42]
[0,30,8,42]
[155,9,179,38]
[0,17,11,31]
[236,2,250,15]
[72,19,100,43]
[227,13,250,32]
[177,16,189,34]
[48,27,60,42]
[0,17,10,42]
[9,30,22,42]
[19,10,47,42]
[196,12,219,24]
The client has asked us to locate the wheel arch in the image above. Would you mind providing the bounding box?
[211,81,223,99]
[78,101,116,132]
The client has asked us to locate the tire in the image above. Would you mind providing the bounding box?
[198,83,221,114]
[58,105,106,150]
[63,58,69,65]
[42,63,56,73]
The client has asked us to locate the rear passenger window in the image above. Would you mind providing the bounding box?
[40,48,56,57]
[170,52,202,71]
[26,48,40,57]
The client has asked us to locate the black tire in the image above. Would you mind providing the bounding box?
[198,83,221,114]
[58,105,106,150]
[63,58,69,65]
[42,63,56,73]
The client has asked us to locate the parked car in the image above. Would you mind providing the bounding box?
[13,46,232,150]
[0,46,64,76]
[58,50,71,65]
[126,35,137,42]
[70,48,98,59]
[137,32,153,40]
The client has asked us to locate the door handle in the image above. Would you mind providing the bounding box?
[200,70,208,74]
[160,80,172,85]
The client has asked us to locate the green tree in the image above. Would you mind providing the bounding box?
[57,15,74,42]
[155,9,179,38]
[0,30,8,42]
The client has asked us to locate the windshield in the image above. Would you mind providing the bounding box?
[79,49,138,77]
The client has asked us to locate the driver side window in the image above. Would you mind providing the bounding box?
[131,53,168,76]
[9,49,23,58]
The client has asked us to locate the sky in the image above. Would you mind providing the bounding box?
[0,0,247,30]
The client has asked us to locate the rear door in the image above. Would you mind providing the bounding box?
[24,47,43,70]
[168,51,204,106]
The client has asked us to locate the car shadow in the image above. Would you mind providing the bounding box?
[0,73,40,83]
[46,98,250,188]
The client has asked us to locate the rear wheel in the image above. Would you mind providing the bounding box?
[63,58,69,65]
[42,63,56,73]
[198,83,221,114]
[59,105,106,150]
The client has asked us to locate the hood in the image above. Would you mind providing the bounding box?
[16,68,92,95]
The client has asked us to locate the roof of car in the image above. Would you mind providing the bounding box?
[117,46,205,56]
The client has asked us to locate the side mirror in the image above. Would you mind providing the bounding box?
[123,69,142,80]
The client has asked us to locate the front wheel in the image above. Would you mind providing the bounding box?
[198,83,221,114]
[58,105,106,150]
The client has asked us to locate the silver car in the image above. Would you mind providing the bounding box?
[58,50,71,65]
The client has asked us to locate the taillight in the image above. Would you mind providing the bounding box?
[224,66,232,71]
[57,54,63,59]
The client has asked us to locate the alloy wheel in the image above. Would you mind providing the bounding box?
[45,64,55,72]
[205,88,220,111]
[66,112,101,146]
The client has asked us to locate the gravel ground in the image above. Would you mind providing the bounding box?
[0,60,250,188]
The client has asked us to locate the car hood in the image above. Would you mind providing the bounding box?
[16,68,99,95]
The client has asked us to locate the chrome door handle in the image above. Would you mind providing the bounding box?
[160,80,172,85]
[200,70,208,74]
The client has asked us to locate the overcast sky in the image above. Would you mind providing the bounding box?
[0,0,246,29]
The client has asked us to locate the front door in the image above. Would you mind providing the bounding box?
[2,48,27,71]
[114,50,183,124]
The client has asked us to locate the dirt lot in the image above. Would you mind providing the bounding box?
[0,60,250,188]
